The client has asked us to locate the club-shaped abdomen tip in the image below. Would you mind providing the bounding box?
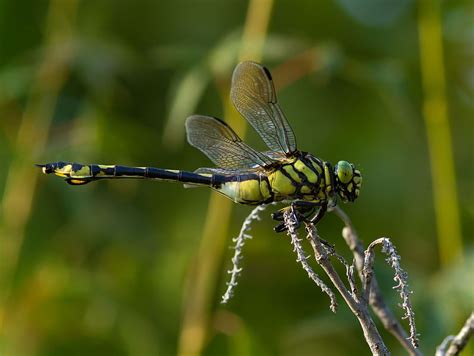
[35,164,49,174]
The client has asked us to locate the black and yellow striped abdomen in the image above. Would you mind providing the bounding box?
[39,162,218,186]
[38,161,274,205]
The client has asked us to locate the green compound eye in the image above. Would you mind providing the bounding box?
[336,161,353,184]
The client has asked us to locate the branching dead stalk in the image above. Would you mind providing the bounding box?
[222,205,424,355]
[283,209,337,313]
[303,220,390,355]
[281,207,420,355]
[333,206,422,356]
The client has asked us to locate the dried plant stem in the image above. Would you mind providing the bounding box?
[304,223,389,356]
[283,210,337,312]
[221,204,269,304]
[346,261,358,300]
[436,313,474,356]
[364,238,419,347]
[436,336,454,356]
[334,207,422,356]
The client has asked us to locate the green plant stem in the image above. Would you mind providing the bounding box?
[177,1,274,355]
[417,0,463,266]
[0,0,78,351]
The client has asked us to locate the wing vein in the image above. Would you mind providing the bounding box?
[185,115,275,170]
[231,61,297,154]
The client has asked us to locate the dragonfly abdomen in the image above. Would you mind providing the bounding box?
[39,161,274,205]
[215,174,273,205]
[38,161,217,187]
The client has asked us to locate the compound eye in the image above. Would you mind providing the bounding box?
[336,161,353,184]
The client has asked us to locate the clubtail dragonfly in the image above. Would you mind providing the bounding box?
[38,61,362,231]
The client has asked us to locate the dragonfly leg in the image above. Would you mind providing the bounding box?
[272,201,322,233]
[309,201,328,225]
[271,202,316,221]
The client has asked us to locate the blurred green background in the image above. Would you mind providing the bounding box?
[0,0,472,355]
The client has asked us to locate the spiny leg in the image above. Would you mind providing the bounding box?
[271,201,316,221]
[272,201,325,233]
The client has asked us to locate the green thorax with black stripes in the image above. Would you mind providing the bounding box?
[217,152,335,205]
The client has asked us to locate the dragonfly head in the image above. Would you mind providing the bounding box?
[334,161,361,203]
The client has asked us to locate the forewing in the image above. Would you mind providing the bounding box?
[230,61,297,154]
[185,115,275,169]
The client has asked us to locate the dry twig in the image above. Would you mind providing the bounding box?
[333,206,422,356]
[222,204,423,356]
[436,312,474,356]
[221,204,269,304]
[364,238,419,347]
[304,222,390,355]
[283,209,337,312]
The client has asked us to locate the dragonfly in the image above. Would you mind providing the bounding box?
[38,61,362,232]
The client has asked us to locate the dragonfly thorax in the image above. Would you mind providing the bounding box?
[268,153,362,205]
[264,153,328,203]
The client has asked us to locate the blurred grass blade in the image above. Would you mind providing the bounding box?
[417,0,463,266]
[162,63,211,148]
[177,1,274,355]
[0,0,78,351]
[161,31,241,149]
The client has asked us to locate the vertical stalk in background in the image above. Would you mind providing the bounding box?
[226,0,274,136]
[0,0,77,349]
[177,1,273,355]
[417,0,463,266]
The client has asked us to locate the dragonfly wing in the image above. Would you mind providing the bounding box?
[185,115,275,169]
[262,150,289,160]
[194,167,260,176]
[231,61,297,155]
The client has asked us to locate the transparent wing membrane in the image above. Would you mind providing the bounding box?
[231,61,297,155]
[185,115,275,169]
[194,167,260,176]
